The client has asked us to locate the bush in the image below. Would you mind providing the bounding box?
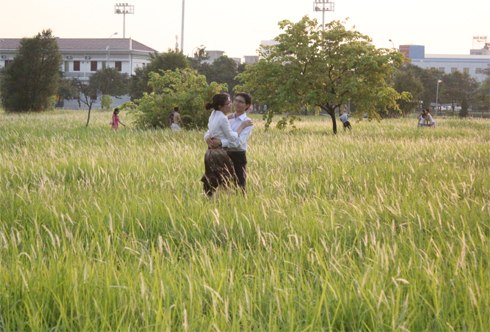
[130,68,226,130]
[101,95,112,110]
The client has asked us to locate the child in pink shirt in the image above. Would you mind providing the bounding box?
[111,108,125,130]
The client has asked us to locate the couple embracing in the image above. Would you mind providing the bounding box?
[201,93,254,197]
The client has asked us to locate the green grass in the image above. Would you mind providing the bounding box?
[1,110,489,331]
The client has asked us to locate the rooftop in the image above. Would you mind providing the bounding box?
[0,38,156,52]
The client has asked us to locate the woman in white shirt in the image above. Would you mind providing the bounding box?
[201,93,252,197]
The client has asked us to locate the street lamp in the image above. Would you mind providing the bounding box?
[105,32,118,69]
[114,3,134,38]
[313,0,335,30]
[435,79,442,115]
[389,39,395,49]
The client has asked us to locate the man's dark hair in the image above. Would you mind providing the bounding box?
[235,92,252,105]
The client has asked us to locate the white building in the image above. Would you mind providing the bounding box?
[400,44,490,82]
[0,38,156,81]
[243,55,259,65]
[203,50,225,64]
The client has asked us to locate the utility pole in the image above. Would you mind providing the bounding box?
[181,0,185,53]
[114,3,134,38]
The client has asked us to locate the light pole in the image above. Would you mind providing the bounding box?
[389,39,395,49]
[435,79,442,115]
[180,0,185,53]
[114,3,134,38]
[106,32,118,69]
[313,0,335,30]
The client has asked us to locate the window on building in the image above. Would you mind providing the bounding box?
[64,61,69,72]
[73,61,80,71]
[90,61,97,71]
[115,61,122,72]
[102,61,106,69]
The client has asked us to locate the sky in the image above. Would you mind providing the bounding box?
[1,0,489,58]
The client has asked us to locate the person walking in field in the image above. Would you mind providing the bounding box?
[201,93,252,197]
[111,108,125,130]
[339,110,352,131]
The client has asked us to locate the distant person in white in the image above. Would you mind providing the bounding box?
[418,108,436,127]
[201,93,252,197]
[424,109,436,127]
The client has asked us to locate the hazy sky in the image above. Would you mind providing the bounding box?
[1,0,489,58]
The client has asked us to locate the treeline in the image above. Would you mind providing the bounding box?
[2,20,490,132]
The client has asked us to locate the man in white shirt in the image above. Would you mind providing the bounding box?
[226,93,254,191]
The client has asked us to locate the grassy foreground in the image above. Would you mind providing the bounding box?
[0,110,489,331]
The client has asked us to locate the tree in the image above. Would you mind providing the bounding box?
[440,71,478,115]
[237,17,406,134]
[0,30,61,112]
[56,77,79,107]
[73,68,128,127]
[392,64,424,116]
[129,50,189,100]
[90,68,128,96]
[416,67,444,109]
[127,68,225,130]
[459,96,469,117]
[474,70,490,111]
[205,56,240,91]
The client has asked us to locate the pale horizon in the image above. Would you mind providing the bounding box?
[2,0,489,59]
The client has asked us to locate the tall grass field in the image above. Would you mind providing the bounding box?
[1,110,489,331]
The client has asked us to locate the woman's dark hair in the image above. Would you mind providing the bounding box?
[235,92,252,105]
[113,108,119,114]
[205,93,230,110]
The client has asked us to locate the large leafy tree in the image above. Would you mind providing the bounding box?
[0,30,62,112]
[127,68,225,129]
[439,71,478,114]
[392,64,424,116]
[129,50,189,100]
[238,17,406,134]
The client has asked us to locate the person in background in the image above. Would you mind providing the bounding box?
[111,108,125,130]
[169,107,182,131]
[418,108,436,127]
[339,110,352,131]
[418,110,426,127]
[424,108,436,127]
[201,93,252,197]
